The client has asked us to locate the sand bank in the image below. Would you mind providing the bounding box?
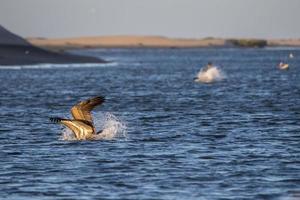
[28,36,300,50]
[28,36,226,50]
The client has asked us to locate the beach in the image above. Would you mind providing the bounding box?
[28,36,300,50]
[28,36,226,50]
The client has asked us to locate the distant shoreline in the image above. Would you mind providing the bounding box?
[27,36,300,51]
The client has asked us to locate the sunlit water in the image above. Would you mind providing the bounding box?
[0,48,300,199]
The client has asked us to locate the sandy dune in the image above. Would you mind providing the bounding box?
[28,36,226,49]
[27,36,300,50]
[268,39,300,46]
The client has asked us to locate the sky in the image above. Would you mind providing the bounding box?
[0,0,300,39]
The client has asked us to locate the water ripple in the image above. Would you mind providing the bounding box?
[0,48,300,199]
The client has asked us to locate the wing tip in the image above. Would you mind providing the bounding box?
[49,117,63,123]
[91,96,105,104]
[95,96,105,101]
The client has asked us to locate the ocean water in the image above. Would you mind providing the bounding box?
[0,48,299,199]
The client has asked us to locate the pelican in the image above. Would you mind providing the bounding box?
[278,62,289,70]
[50,96,105,140]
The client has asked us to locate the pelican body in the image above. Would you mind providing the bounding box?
[278,62,289,70]
[50,96,105,140]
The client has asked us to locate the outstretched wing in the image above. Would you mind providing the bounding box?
[50,117,94,140]
[71,96,105,124]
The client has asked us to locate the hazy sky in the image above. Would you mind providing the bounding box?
[0,0,299,39]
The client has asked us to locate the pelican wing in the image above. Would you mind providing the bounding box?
[71,96,105,124]
[50,118,94,140]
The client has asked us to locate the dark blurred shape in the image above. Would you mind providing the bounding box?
[0,25,106,66]
[227,39,267,48]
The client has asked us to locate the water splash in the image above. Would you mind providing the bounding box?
[94,112,127,140]
[194,66,225,83]
[60,112,127,141]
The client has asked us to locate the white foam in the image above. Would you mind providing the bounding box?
[60,112,127,141]
[195,66,225,83]
[0,62,118,70]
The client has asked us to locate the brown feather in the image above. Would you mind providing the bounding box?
[71,96,105,124]
[50,96,105,140]
[60,119,94,140]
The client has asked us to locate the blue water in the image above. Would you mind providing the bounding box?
[0,48,300,199]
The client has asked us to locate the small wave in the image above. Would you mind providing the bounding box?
[194,66,225,83]
[60,112,127,141]
[0,62,118,70]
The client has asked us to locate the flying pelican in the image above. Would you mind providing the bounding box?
[50,96,105,140]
